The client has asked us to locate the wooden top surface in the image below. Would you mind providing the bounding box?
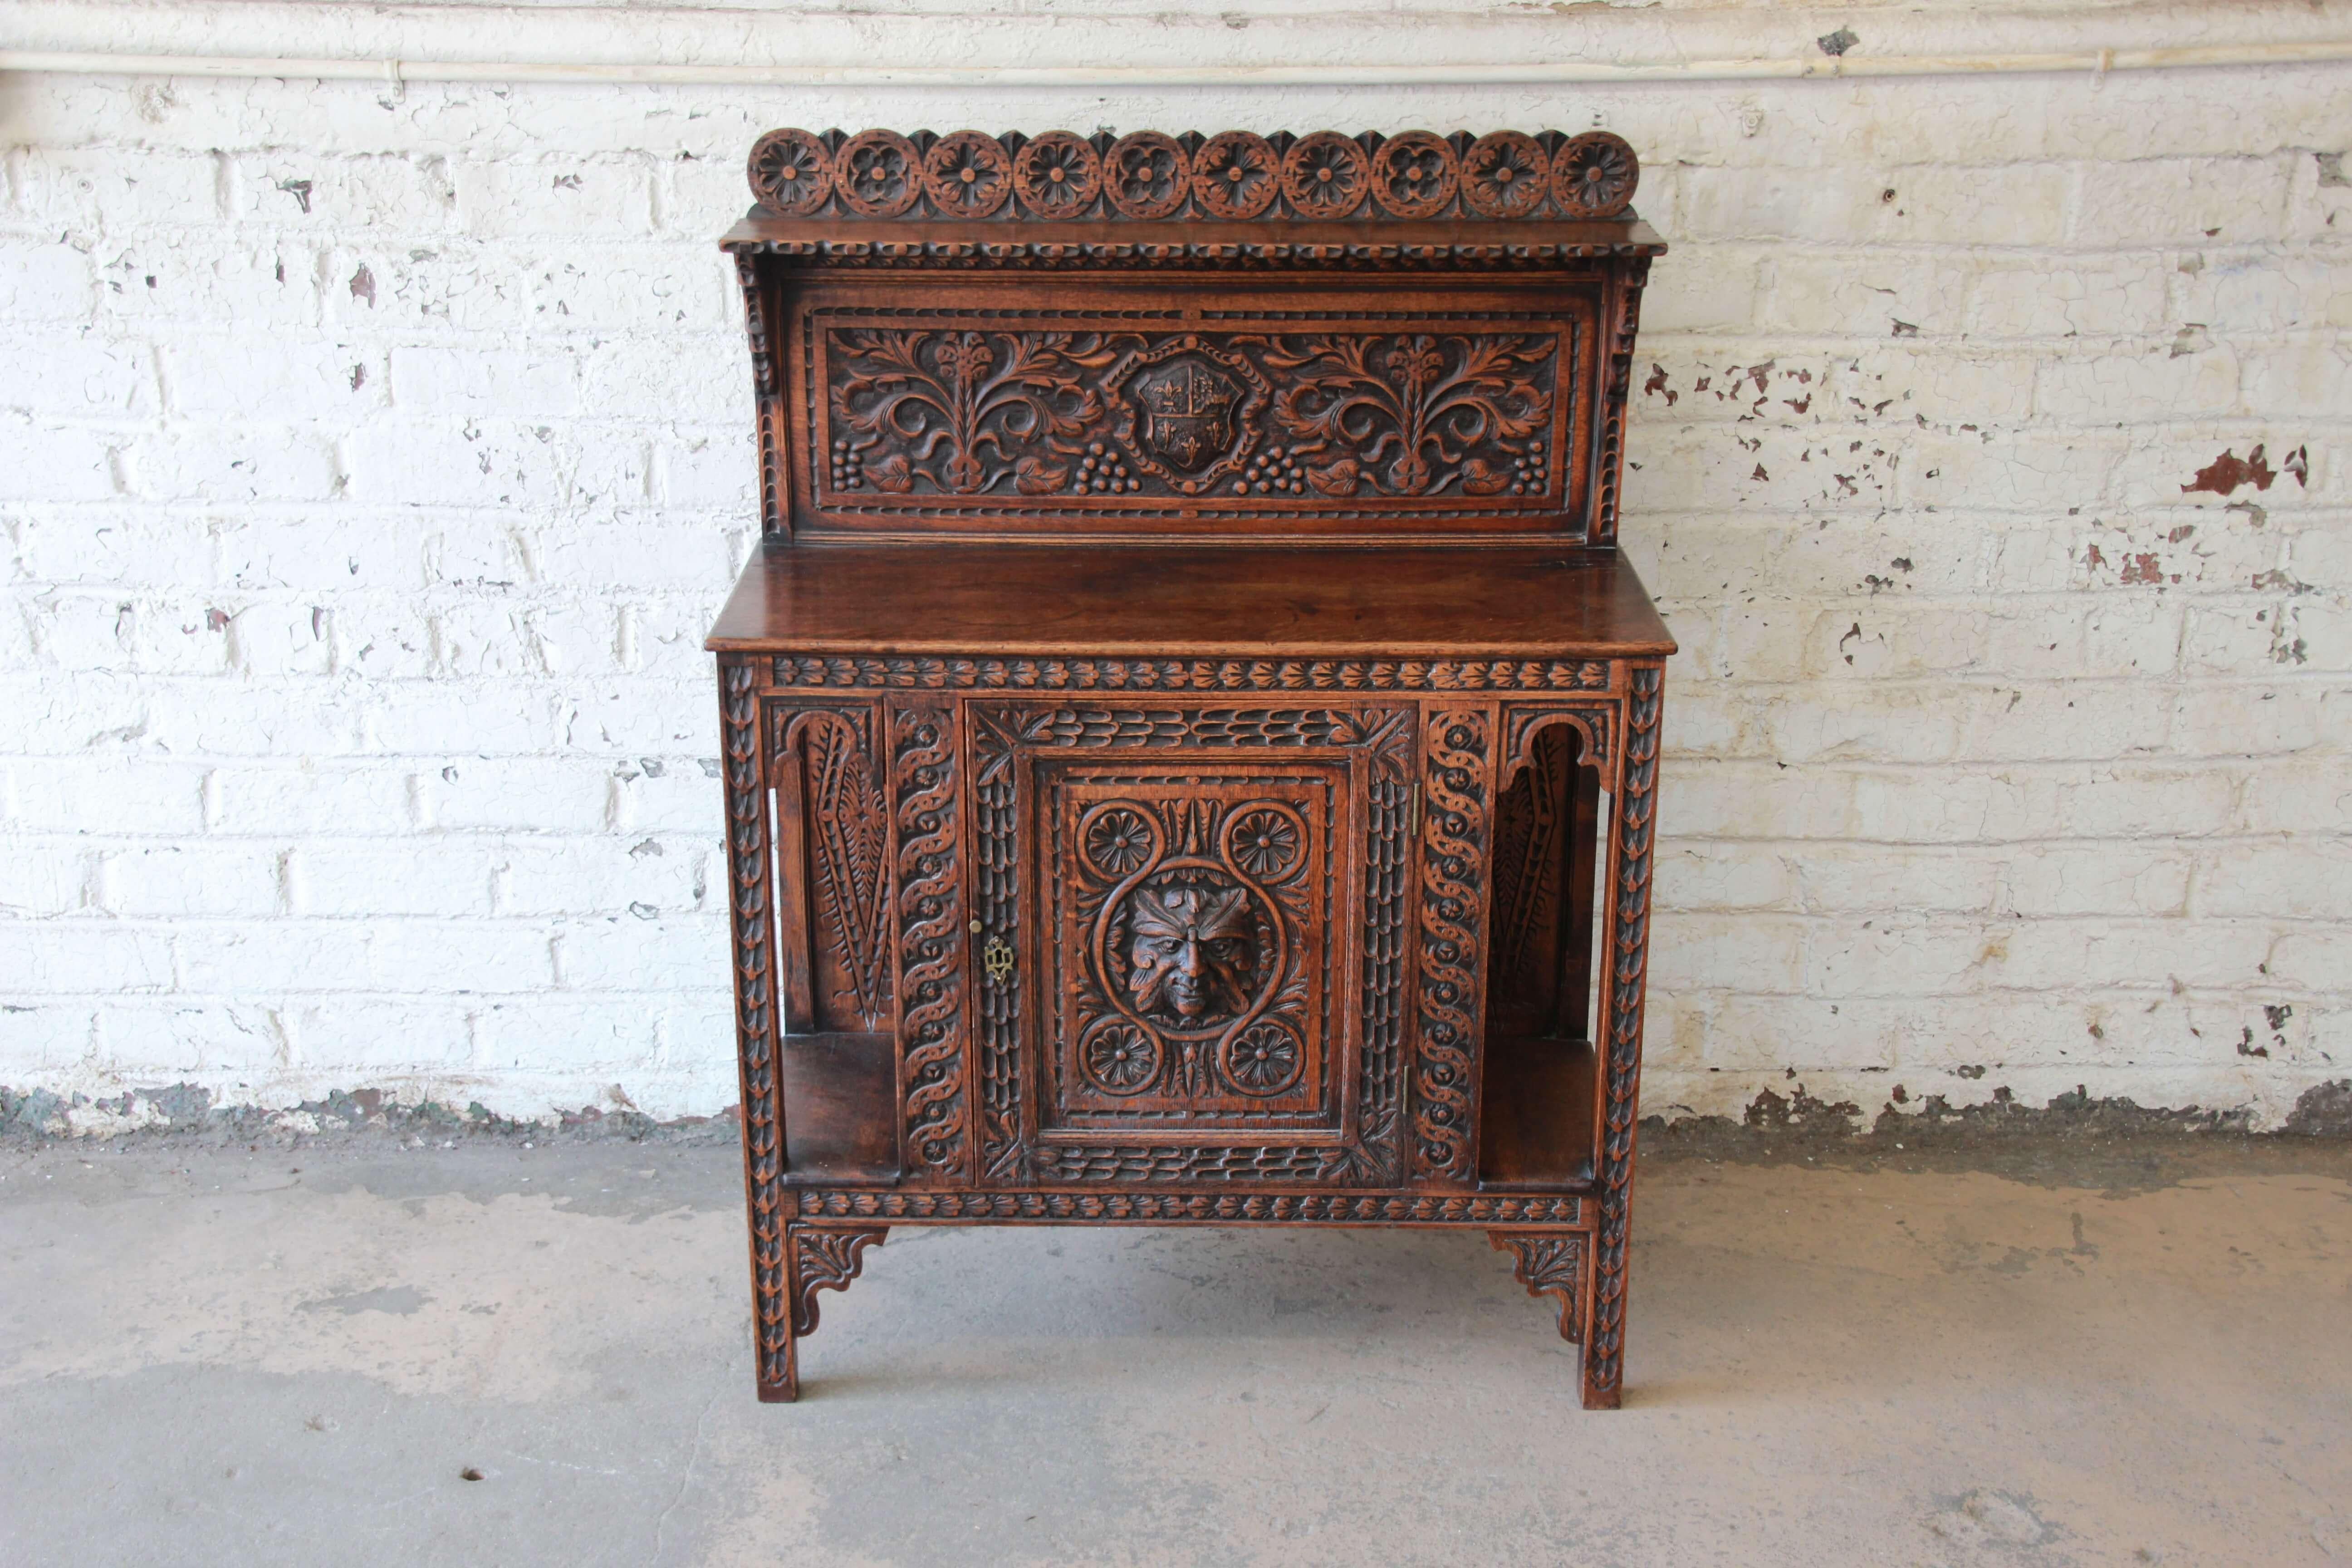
[706,543,1675,657]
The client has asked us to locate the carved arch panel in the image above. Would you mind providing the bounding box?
[1490,704,1612,1046]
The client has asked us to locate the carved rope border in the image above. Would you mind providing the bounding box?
[1412,706,1490,1184]
[892,702,968,1181]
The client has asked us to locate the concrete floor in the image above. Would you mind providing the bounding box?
[3,1135,2348,1567]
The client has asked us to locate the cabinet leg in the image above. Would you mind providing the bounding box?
[760,1223,888,1403]
[1489,1229,1615,1407]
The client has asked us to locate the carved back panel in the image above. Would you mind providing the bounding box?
[725,127,1661,546]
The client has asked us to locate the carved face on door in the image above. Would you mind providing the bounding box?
[1024,738,1387,1139]
[1124,881,1253,1024]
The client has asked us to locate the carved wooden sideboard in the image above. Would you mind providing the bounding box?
[707,127,1672,1408]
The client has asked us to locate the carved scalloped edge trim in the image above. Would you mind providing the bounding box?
[750,128,1638,224]
[797,1190,1584,1223]
[725,237,1666,267]
[772,656,1613,693]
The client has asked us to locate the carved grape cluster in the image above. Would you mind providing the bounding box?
[1509,449,1550,496]
[1073,443,1142,495]
[1232,445,1306,497]
[747,128,1640,222]
[828,438,867,490]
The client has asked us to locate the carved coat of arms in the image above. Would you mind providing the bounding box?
[1112,338,1269,494]
[1140,359,1240,471]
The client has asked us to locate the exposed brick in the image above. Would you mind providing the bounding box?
[2071,155,2293,247]
[0,53,2343,1127]
[0,237,98,320]
[227,152,458,235]
[0,334,158,417]
[415,757,614,833]
[208,765,417,836]
[98,842,286,918]
[15,148,226,232]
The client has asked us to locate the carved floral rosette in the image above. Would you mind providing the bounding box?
[750,128,1639,224]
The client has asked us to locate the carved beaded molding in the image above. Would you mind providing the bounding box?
[748,128,1640,226]
[770,656,1615,693]
[798,1190,1585,1224]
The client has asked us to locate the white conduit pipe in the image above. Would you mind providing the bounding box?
[2,40,2351,87]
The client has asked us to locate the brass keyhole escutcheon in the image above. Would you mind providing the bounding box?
[982,936,1016,984]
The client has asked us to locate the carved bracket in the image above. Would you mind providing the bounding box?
[1490,1230,1588,1343]
[790,1225,889,1338]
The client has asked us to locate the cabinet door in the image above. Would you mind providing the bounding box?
[969,701,1414,1185]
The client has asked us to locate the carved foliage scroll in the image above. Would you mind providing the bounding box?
[822,327,1561,508]
[1588,665,1662,1405]
[892,705,966,1180]
[750,128,1640,223]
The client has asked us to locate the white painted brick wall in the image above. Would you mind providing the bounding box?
[1,1,2347,1127]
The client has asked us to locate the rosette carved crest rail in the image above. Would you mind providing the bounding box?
[748,127,1640,224]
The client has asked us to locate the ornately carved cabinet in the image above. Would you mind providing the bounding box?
[707,127,1672,1408]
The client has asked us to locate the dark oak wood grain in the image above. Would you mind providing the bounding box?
[706,544,1675,658]
[710,127,1670,1408]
